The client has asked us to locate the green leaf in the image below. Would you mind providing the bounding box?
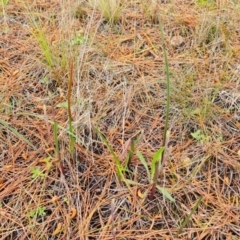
[179,196,203,233]
[56,102,68,108]
[95,128,123,181]
[3,0,9,5]
[156,186,175,202]
[191,130,202,141]
[152,147,165,164]
[127,133,142,167]
[136,150,150,180]
[151,147,164,182]
[43,157,52,170]
[70,33,84,46]
[30,167,46,179]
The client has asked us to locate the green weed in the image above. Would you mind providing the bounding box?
[179,196,203,233]
[30,167,46,179]
[96,128,125,181]
[54,122,60,161]
[28,206,46,218]
[191,129,210,143]
[149,16,171,200]
[136,147,175,202]
[30,24,54,67]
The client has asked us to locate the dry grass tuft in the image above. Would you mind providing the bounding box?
[0,0,240,239]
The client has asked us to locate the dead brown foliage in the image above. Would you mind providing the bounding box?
[0,0,239,239]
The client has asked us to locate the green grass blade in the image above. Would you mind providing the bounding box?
[159,19,170,144]
[68,120,75,154]
[54,122,60,160]
[179,196,203,233]
[0,119,37,150]
[126,134,141,168]
[156,186,175,202]
[136,150,150,180]
[151,147,164,183]
[95,128,123,180]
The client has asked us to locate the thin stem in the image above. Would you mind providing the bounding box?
[150,17,170,200]
[68,58,75,154]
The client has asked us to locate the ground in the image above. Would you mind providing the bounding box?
[0,0,240,239]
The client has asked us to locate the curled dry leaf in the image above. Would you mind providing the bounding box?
[70,207,77,219]
[22,153,27,160]
[127,195,132,203]
[153,214,162,219]
[137,189,145,199]
[224,176,229,185]
[53,223,62,236]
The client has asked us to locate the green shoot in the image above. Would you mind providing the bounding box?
[179,196,203,233]
[125,133,142,169]
[191,130,210,143]
[68,59,75,154]
[149,16,171,200]
[28,206,46,218]
[30,24,54,67]
[54,122,60,161]
[96,128,125,181]
[136,151,150,181]
[137,147,174,202]
[30,167,46,179]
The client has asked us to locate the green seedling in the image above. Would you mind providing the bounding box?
[28,206,46,218]
[179,196,203,233]
[191,130,210,143]
[147,16,172,200]
[125,133,142,169]
[67,59,75,154]
[42,157,52,170]
[54,122,60,160]
[136,148,175,202]
[40,76,50,84]
[70,32,84,46]
[96,128,126,181]
[63,197,69,205]
[30,167,46,179]
[55,99,75,154]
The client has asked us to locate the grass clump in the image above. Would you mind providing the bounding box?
[89,0,124,25]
